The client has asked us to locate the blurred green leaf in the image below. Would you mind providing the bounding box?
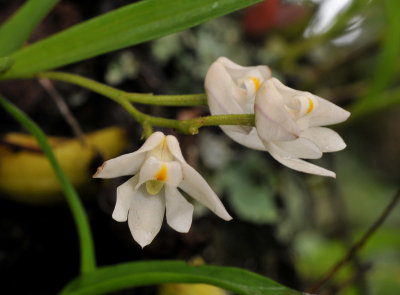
[2,0,261,79]
[0,0,59,57]
[359,229,400,295]
[294,231,350,280]
[216,152,278,224]
[336,151,399,227]
[349,87,400,120]
[367,0,400,96]
[0,56,14,74]
[360,229,400,256]
[350,0,400,118]
[61,260,300,295]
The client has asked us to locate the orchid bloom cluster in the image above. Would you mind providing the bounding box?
[205,57,350,178]
[95,57,350,247]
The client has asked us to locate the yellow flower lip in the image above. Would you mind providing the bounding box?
[306,97,314,114]
[250,77,260,92]
[155,163,168,181]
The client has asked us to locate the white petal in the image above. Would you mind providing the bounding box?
[136,157,182,189]
[205,57,271,115]
[269,149,336,178]
[179,175,232,221]
[308,95,350,126]
[112,175,138,222]
[217,57,271,81]
[205,60,247,115]
[93,132,165,178]
[301,127,346,152]
[165,135,185,162]
[165,185,194,233]
[289,93,319,119]
[269,77,301,104]
[269,138,322,159]
[205,57,272,141]
[255,80,300,142]
[220,126,267,151]
[128,185,165,248]
[164,161,184,188]
[269,78,350,128]
[166,135,232,221]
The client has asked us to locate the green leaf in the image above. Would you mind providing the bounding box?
[0,0,59,57]
[0,57,14,75]
[61,260,300,295]
[2,0,261,79]
[349,86,400,120]
[0,95,96,274]
[349,0,400,118]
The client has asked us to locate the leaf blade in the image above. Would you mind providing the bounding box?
[0,95,96,274]
[349,0,400,118]
[3,0,261,79]
[61,260,300,295]
[0,0,59,57]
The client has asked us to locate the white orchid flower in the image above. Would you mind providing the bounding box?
[205,57,350,178]
[205,57,272,150]
[254,78,350,178]
[93,132,232,248]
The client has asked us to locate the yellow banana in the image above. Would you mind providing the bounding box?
[0,126,127,204]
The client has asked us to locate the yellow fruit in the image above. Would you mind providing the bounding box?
[0,126,127,204]
[158,283,228,295]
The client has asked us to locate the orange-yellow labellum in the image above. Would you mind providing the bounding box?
[251,77,260,92]
[155,163,168,181]
[306,97,314,114]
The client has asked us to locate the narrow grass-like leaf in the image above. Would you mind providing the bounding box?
[350,0,400,118]
[2,0,261,79]
[349,87,400,120]
[0,95,96,274]
[0,0,59,57]
[61,260,301,295]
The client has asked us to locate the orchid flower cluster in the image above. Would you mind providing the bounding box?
[94,57,349,247]
[206,57,350,178]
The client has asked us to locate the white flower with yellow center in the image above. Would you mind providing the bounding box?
[254,78,350,178]
[205,57,350,178]
[93,132,232,248]
[205,56,272,150]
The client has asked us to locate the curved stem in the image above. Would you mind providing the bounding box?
[141,120,153,139]
[36,71,255,134]
[0,95,96,274]
[37,71,207,106]
[124,93,207,106]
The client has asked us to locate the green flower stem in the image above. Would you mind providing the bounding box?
[36,71,255,134]
[141,120,154,139]
[37,71,207,106]
[125,93,207,106]
[0,95,96,275]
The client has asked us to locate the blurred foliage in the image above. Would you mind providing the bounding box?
[215,151,279,224]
